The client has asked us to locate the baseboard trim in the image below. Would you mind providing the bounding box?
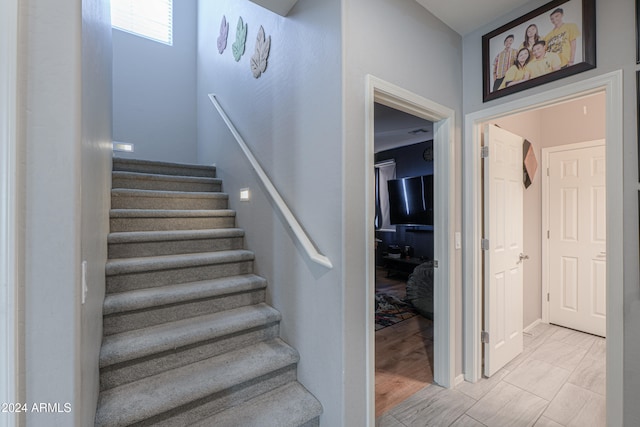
[454,374,465,387]
[524,318,544,334]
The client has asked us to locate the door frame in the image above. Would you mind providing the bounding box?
[0,0,20,425]
[541,139,606,327]
[463,71,623,426]
[365,75,457,419]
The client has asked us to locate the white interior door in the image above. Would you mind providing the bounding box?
[483,124,524,377]
[548,142,606,337]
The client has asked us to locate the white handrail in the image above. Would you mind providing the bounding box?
[208,94,333,269]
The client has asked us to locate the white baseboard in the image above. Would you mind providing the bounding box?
[524,318,544,334]
[454,374,465,387]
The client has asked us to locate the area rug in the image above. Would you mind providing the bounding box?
[375,291,417,331]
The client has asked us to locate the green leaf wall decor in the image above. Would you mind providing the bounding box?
[232,17,248,62]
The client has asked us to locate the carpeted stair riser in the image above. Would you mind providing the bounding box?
[111,189,229,210]
[100,304,281,390]
[109,209,236,232]
[112,171,222,193]
[106,260,254,293]
[94,339,299,427]
[104,288,266,335]
[192,382,322,427]
[103,275,267,335]
[108,230,244,258]
[113,158,216,178]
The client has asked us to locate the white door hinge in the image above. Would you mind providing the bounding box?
[481,238,489,250]
[481,331,490,344]
[481,146,490,158]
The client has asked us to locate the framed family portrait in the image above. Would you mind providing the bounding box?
[482,0,596,102]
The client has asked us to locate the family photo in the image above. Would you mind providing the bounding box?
[483,0,595,101]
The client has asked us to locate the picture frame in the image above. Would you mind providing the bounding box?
[482,0,596,102]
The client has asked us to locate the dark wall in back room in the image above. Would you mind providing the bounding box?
[375,140,434,266]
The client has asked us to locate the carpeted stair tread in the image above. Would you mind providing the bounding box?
[106,250,254,276]
[112,171,223,192]
[113,158,216,177]
[100,303,281,368]
[103,274,266,315]
[94,338,299,427]
[192,382,322,427]
[107,228,243,246]
[110,208,235,218]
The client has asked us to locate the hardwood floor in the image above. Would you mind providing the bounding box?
[375,267,434,417]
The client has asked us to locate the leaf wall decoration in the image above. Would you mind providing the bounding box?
[217,15,229,54]
[232,17,248,62]
[250,26,271,78]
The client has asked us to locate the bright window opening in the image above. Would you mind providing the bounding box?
[111,0,173,46]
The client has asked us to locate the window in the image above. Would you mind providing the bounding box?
[111,0,173,46]
[375,160,396,232]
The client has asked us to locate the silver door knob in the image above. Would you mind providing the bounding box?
[517,253,529,264]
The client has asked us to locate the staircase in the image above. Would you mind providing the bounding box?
[95,158,322,427]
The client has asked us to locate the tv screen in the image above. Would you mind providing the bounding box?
[387,175,433,225]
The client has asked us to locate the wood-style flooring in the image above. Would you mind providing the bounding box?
[375,268,434,417]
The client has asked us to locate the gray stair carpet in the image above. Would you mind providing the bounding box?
[95,158,322,426]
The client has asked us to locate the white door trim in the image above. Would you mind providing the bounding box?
[0,0,20,425]
[541,139,606,326]
[365,75,456,422]
[463,70,623,427]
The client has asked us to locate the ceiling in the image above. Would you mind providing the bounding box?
[374,104,433,153]
[415,0,532,35]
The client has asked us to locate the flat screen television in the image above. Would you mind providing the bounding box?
[387,174,433,226]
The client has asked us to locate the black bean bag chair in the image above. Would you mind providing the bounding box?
[405,261,434,319]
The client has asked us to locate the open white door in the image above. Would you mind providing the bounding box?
[547,142,606,337]
[483,124,524,377]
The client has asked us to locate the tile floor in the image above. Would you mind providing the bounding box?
[377,322,606,427]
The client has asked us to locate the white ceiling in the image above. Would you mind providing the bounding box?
[415,0,533,35]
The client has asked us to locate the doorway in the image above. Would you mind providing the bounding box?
[463,71,623,426]
[365,75,456,424]
[373,104,435,416]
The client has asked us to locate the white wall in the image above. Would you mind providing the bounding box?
[19,0,112,425]
[495,92,605,328]
[342,0,463,423]
[80,0,112,424]
[463,0,639,424]
[196,0,344,425]
[112,0,197,163]
[0,0,21,425]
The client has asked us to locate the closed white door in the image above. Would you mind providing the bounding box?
[548,143,606,337]
[483,124,524,377]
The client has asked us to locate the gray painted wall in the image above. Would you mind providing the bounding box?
[112,0,197,163]
[342,0,463,423]
[196,0,344,424]
[463,0,639,424]
[20,0,112,425]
